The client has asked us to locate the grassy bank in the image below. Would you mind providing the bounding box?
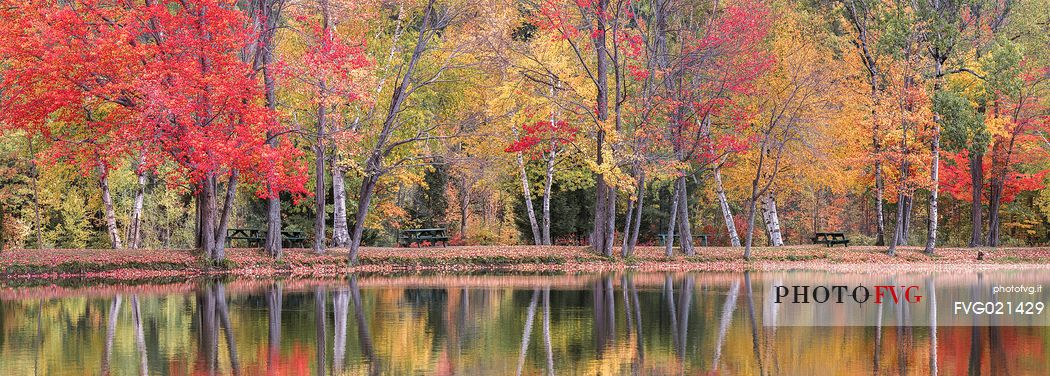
[2,245,1050,282]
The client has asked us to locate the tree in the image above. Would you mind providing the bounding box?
[742,2,838,259]
[841,0,890,246]
[347,0,484,263]
[283,0,370,253]
[506,119,578,244]
[0,0,306,261]
[912,0,979,254]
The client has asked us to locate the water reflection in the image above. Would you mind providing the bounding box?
[1,270,1049,375]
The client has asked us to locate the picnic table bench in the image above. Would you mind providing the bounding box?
[811,232,849,247]
[657,233,710,247]
[225,228,306,248]
[398,228,449,247]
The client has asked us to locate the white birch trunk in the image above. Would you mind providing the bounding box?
[713,163,741,247]
[128,169,146,249]
[926,129,941,254]
[98,163,123,249]
[518,152,541,245]
[926,60,944,255]
[760,190,784,247]
[541,79,559,245]
[332,164,350,247]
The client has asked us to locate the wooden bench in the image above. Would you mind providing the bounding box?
[811,232,849,247]
[226,228,306,248]
[398,228,449,247]
[658,233,710,247]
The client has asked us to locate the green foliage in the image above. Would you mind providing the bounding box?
[936,89,988,155]
[408,163,449,227]
[981,40,1024,98]
[514,184,594,244]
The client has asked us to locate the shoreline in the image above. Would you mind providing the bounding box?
[2,245,1049,283]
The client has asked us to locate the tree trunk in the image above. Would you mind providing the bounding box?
[348,0,434,265]
[332,164,351,247]
[744,196,759,260]
[28,138,43,248]
[200,176,219,261]
[518,152,541,245]
[98,163,123,249]
[987,178,1004,247]
[968,152,983,247]
[874,158,886,246]
[128,161,147,249]
[458,180,470,240]
[899,195,913,246]
[760,190,784,247]
[348,174,377,264]
[675,176,695,255]
[713,162,740,247]
[265,195,283,257]
[665,187,679,257]
[314,101,327,254]
[604,183,617,256]
[214,170,238,260]
[888,192,905,256]
[627,173,645,257]
[622,196,634,252]
[589,0,613,257]
[926,62,944,255]
[870,72,886,247]
[258,0,284,259]
[541,153,555,245]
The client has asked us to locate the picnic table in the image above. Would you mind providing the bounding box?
[225,228,306,248]
[657,233,710,247]
[398,228,449,247]
[811,232,849,247]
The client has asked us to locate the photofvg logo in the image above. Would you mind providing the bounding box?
[762,275,1049,327]
[774,285,923,305]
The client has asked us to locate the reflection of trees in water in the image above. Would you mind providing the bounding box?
[315,286,327,376]
[927,276,937,376]
[745,271,765,376]
[593,275,616,356]
[623,273,643,372]
[102,295,121,375]
[195,281,239,376]
[663,273,696,366]
[266,282,282,372]
[13,272,1050,375]
[712,279,740,371]
[350,276,380,375]
[131,296,148,376]
[332,288,349,376]
[516,289,540,376]
[543,287,555,375]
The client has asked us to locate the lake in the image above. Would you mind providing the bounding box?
[1,270,1047,375]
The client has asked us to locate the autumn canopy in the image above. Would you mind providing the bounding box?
[0,0,1047,260]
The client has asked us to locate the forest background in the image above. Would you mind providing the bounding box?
[0,0,1047,261]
